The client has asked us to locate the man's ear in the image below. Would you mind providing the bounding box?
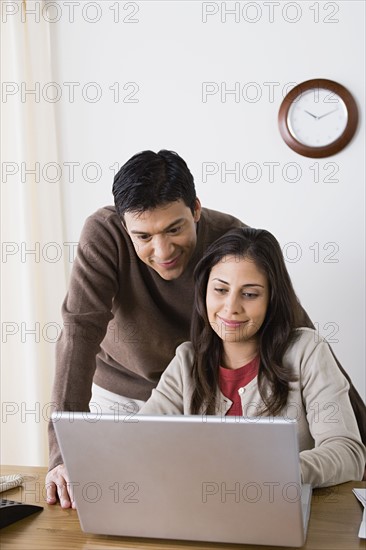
[120,216,127,231]
[193,198,202,223]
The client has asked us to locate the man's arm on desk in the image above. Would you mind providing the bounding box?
[45,464,76,509]
[46,211,120,507]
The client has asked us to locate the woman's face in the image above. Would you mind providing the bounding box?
[206,255,270,344]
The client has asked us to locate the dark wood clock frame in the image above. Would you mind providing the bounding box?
[278,78,358,158]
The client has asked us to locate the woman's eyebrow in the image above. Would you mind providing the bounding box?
[212,278,264,288]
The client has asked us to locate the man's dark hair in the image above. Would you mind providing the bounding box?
[112,150,197,219]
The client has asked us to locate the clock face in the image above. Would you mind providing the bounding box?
[287,88,348,147]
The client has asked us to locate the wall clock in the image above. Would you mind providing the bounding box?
[278,79,358,158]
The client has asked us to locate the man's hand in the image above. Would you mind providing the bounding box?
[45,464,76,509]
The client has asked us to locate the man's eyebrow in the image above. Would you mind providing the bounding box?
[130,218,186,235]
[212,278,264,288]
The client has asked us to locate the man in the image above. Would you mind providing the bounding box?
[46,150,366,507]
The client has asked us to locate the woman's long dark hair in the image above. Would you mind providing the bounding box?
[190,227,304,415]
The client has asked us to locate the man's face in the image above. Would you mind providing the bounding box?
[123,199,202,281]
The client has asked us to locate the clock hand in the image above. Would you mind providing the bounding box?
[317,107,339,120]
[304,110,318,119]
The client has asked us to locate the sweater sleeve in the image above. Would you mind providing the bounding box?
[139,343,194,415]
[48,210,119,471]
[298,335,366,487]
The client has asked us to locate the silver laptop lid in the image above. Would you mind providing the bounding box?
[52,413,309,547]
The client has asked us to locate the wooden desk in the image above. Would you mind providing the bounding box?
[1,465,365,550]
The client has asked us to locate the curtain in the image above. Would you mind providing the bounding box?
[1,0,67,466]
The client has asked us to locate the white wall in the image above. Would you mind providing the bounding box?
[2,0,365,466]
[51,0,365,391]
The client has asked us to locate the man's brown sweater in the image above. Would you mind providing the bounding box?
[49,206,244,469]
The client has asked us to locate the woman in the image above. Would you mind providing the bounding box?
[140,227,365,487]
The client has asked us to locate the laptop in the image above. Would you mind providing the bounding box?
[52,413,312,547]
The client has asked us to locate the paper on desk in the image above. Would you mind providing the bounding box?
[0,475,24,492]
[353,489,366,539]
[0,474,37,493]
[358,510,366,539]
[353,488,366,507]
